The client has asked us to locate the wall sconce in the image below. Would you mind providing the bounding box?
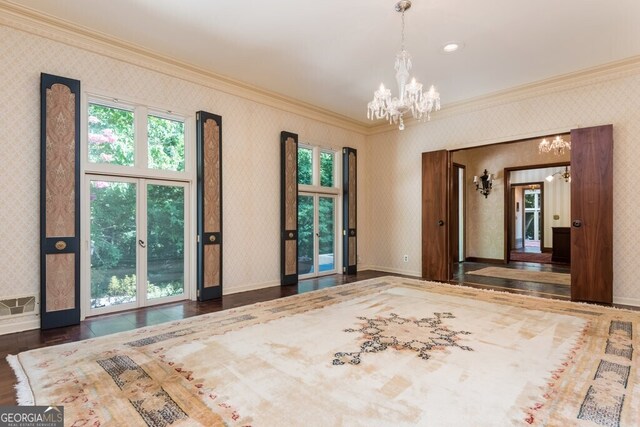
[474,169,493,198]
[545,166,571,183]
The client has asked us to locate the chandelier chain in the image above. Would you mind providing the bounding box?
[401,11,405,51]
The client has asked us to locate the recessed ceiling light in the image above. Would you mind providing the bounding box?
[442,42,463,53]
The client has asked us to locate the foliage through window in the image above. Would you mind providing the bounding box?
[320,151,334,187]
[88,102,186,172]
[148,115,185,171]
[88,104,135,166]
[298,147,312,185]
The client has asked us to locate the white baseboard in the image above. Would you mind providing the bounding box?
[0,314,40,336]
[359,265,422,278]
[613,296,640,308]
[223,279,280,296]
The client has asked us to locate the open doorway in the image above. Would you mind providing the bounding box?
[506,164,571,265]
[510,183,545,260]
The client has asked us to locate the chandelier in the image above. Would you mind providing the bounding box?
[367,1,440,130]
[538,135,571,155]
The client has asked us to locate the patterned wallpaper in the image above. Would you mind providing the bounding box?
[0,24,368,329]
[367,69,640,304]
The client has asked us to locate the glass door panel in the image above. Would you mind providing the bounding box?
[89,179,137,309]
[318,196,336,273]
[298,194,315,275]
[147,183,185,300]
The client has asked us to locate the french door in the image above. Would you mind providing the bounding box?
[85,175,189,316]
[298,193,337,278]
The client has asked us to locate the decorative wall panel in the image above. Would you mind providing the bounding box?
[343,148,357,274]
[40,73,80,329]
[281,132,298,285]
[197,112,223,300]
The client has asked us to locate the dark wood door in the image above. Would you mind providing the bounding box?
[570,125,613,304]
[422,150,450,281]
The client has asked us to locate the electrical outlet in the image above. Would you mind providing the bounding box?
[357,255,362,264]
[403,255,409,263]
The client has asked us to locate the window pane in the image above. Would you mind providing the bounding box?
[88,103,134,166]
[524,192,535,209]
[525,212,535,240]
[319,197,335,272]
[320,151,334,187]
[90,180,137,309]
[148,115,185,171]
[298,195,314,274]
[147,184,185,299]
[298,147,312,185]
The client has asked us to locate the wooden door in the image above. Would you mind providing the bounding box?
[422,150,450,281]
[570,125,613,303]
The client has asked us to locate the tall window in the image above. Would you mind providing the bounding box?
[297,144,339,277]
[85,97,191,316]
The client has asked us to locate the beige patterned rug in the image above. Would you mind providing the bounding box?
[7,277,639,426]
[467,266,571,286]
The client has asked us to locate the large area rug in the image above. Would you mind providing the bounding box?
[8,277,639,426]
[468,266,571,286]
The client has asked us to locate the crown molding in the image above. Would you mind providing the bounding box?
[365,54,640,136]
[0,0,370,135]
[3,1,640,139]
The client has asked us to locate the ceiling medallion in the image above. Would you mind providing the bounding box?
[367,0,441,130]
[538,135,571,155]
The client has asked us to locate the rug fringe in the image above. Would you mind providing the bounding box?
[6,354,35,406]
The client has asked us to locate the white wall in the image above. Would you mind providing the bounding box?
[367,63,640,306]
[0,24,369,333]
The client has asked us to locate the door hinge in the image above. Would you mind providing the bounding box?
[197,235,200,243]
[343,229,346,236]
[197,289,200,297]
[343,267,346,273]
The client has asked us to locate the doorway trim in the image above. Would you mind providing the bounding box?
[507,181,545,262]
[503,162,570,263]
[451,162,466,263]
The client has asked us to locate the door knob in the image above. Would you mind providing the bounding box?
[572,220,582,228]
[438,220,445,226]
[138,239,146,248]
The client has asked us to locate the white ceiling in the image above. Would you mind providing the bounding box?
[9,0,640,124]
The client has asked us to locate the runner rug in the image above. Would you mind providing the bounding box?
[7,277,639,426]
[467,266,571,286]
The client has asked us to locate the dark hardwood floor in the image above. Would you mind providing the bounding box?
[0,266,634,405]
[452,261,571,299]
